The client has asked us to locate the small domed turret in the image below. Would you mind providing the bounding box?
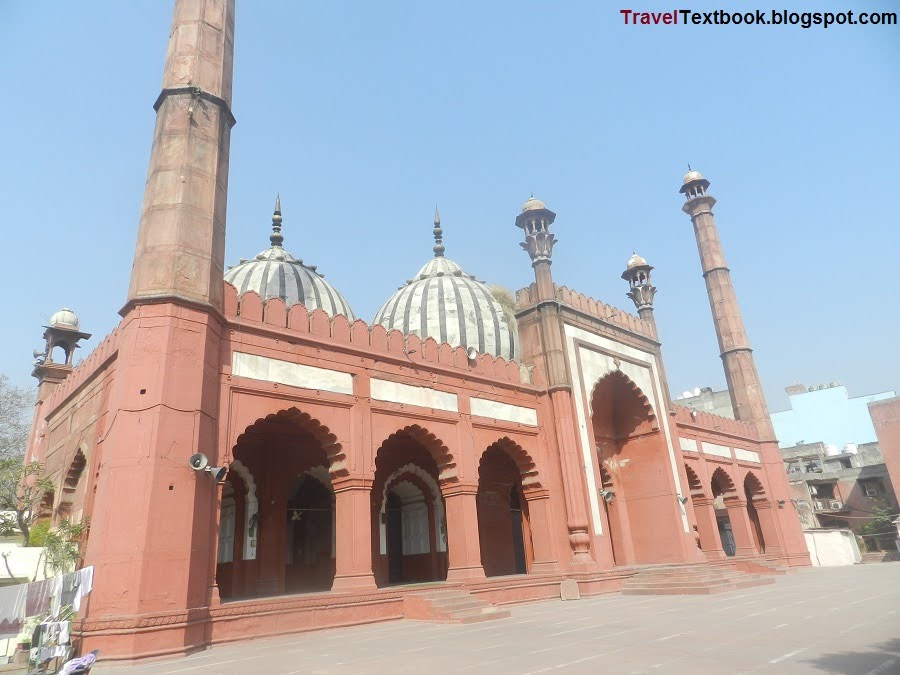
[49,308,79,330]
[521,196,546,212]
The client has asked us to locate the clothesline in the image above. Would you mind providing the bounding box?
[0,566,93,641]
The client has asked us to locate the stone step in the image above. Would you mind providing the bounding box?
[403,589,510,624]
[622,564,775,595]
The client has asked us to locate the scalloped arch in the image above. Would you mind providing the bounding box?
[744,471,766,500]
[590,369,658,429]
[684,464,705,496]
[711,467,737,498]
[234,407,347,477]
[482,437,541,490]
[378,463,446,555]
[381,425,456,483]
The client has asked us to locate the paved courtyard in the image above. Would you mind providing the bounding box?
[99,563,900,675]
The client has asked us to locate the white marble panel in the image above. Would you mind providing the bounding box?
[232,352,353,395]
[734,448,761,464]
[701,442,732,459]
[679,437,699,453]
[470,398,538,426]
[371,379,458,413]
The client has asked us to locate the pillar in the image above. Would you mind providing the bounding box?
[523,490,559,573]
[331,477,378,592]
[752,499,785,556]
[443,484,486,581]
[692,496,725,559]
[724,498,759,557]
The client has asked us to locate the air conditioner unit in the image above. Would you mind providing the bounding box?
[829,500,842,510]
[865,486,878,497]
[814,501,823,511]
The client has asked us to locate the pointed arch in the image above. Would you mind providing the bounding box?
[482,437,540,490]
[590,369,658,432]
[599,466,614,490]
[711,467,737,499]
[744,471,766,501]
[234,406,347,477]
[381,425,456,483]
[684,464,704,497]
[57,448,87,518]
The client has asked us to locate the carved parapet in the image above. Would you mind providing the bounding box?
[671,405,755,438]
[42,327,122,415]
[225,281,527,386]
[555,285,654,339]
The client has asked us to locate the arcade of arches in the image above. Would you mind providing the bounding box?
[215,411,546,600]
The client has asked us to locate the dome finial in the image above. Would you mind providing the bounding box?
[270,193,284,247]
[432,205,445,257]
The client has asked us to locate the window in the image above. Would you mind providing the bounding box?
[811,483,836,499]
[861,480,883,498]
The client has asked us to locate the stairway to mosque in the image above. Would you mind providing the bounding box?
[621,563,776,595]
[403,589,512,623]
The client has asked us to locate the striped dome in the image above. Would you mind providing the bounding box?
[224,200,354,319]
[373,256,519,361]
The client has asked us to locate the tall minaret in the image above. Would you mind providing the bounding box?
[125,0,236,311]
[680,170,774,439]
[517,197,594,567]
[81,0,236,657]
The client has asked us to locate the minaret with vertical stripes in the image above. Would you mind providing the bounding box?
[680,169,775,440]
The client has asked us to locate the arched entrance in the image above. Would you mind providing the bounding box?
[476,442,533,577]
[744,472,766,553]
[217,408,338,599]
[711,468,737,557]
[372,427,449,586]
[591,370,680,564]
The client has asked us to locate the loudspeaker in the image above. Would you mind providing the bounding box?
[600,489,614,503]
[189,453,209,471]
[206,466,228,482]
[466,346,478,361]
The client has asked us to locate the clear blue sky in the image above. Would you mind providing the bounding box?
[1,1,897,412]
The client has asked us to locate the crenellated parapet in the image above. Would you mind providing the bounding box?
[515,283,655,339]
[671,405,755,439]
[42,327,122,416]
[225,282,529,386]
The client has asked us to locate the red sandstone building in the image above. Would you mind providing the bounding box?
[24,0,810,662]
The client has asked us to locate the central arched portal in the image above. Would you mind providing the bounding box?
[711,468,737,557]
[591,370,681,565]
[372,428,448,587]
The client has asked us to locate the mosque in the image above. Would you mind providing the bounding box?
[24,0,810,662]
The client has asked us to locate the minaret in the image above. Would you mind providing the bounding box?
[517,197,594,566]
[680,169,775,439]
[125,0,236,311]
[621,253,657,338]
[80,0,236,657]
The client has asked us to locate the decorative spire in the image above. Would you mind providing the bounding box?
[270,193,284,247]
[432,205,445,257]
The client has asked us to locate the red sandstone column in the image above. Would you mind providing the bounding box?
[523,490,559,573]
[752,499,785,556]
[331,478,378,592]
[724,498,759,557]
[692,496,726,559]
[443,483,486,581]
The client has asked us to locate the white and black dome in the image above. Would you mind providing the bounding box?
[372,210,518,361]
[224,198,354,319]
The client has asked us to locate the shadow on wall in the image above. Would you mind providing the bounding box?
[801,637,900,674]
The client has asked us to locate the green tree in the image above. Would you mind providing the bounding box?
[0,374,33,460]
[857,499,898,552]
[0,460,54,546]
